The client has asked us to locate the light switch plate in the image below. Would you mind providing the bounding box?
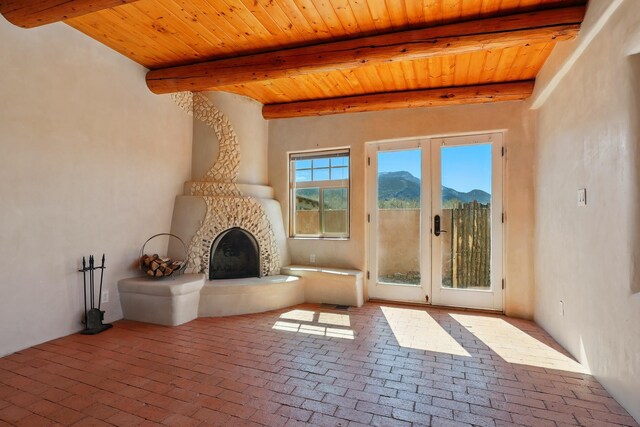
[577,188,587,206]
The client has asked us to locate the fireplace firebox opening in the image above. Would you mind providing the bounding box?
[209,228,260,280]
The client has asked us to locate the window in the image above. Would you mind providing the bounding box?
[290,149,350,238]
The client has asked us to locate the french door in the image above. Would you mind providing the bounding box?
[367,133,504,311]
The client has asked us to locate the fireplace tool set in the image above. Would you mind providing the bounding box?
[78,254,112,335]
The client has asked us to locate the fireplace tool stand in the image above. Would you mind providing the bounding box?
[79,254,112,335]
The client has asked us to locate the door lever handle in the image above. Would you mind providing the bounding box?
[434,215,447,236]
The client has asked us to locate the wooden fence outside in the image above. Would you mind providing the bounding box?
[443,201,491,289]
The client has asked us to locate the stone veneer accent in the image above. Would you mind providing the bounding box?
[185,196,280,277]
[171,91,241,187]
[172,92,280,276]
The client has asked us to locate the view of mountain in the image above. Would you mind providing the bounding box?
[378,171,490,206]
[296,171,490,210]
[441,187,491,205]
[378,171,420,201]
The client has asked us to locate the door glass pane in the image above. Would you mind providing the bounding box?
[323,188,348,234]
[377,150,421,286]
[440,144,491,290]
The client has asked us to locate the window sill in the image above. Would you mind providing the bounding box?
[289,236,350,241]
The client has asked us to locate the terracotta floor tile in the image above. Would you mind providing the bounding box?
[58,394,94,412]
[47,406,86,425]
[160,413,200,427]
[0,405,31,424]
[0,303,637,426]
[134,404,171,423]
[193,406,230,424]
[3,393,39,409]
[103,411,145,426]
[70,417,113,426]
[249,409,289,427]
[13,413,52,427]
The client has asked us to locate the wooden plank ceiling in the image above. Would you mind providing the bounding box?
[3,0,586,117]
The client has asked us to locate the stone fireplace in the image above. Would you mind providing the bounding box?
[167,91,289,279]
[119,91,359,323]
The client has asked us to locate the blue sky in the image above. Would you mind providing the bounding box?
[378,144,492,193]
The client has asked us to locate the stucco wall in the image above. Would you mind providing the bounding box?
[269,101,536,318]
[0,18,192,356]
[534,0,640,419]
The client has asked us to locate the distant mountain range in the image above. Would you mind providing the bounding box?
[378,171,490,205]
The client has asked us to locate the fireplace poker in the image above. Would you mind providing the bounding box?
[97,254,105,311]
[81,257,87,326]
[89,255,94,309]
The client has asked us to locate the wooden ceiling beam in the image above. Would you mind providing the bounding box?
[261,81,535,119]
[146,6,584,95]
[0,0,140,28]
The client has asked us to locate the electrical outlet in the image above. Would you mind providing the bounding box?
[577,188,587,206]
[310,254,316,264]
[101,291,109,304]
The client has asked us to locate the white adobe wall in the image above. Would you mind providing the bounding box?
[269,101,536,319]
[0,17,192,356]
[534,0,640,420]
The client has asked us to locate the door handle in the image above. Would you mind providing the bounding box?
[434,214,447,236]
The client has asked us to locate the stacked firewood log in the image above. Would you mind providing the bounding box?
[140,254,184,278]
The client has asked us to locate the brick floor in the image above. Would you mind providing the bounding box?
[0,302,637,426]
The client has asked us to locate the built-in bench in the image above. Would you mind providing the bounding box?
[117,266,363,326]
[118,274,304,325]
[281,265,364,308]
[118,274,205,326]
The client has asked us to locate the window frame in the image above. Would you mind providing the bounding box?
[289,149,351,239]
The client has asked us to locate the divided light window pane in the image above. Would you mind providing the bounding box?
[296,159,312,169]
[296,169,312,182]
[290,150,350,238]
[313,168,330,181]
[295,188,320,235]
[331,157,348,167]
[313,158,330,168]
[323,188,348,235]
[331,167,348,180]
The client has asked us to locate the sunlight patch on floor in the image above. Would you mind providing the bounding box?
[318,312,351,326]
[381,306,471,357]
[450,313,590,373]
[273,310,354,339]
[279,309,315,322]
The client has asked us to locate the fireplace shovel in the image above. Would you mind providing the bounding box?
[79,254,113,335]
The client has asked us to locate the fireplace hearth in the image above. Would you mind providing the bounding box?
[209,228,260,280]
